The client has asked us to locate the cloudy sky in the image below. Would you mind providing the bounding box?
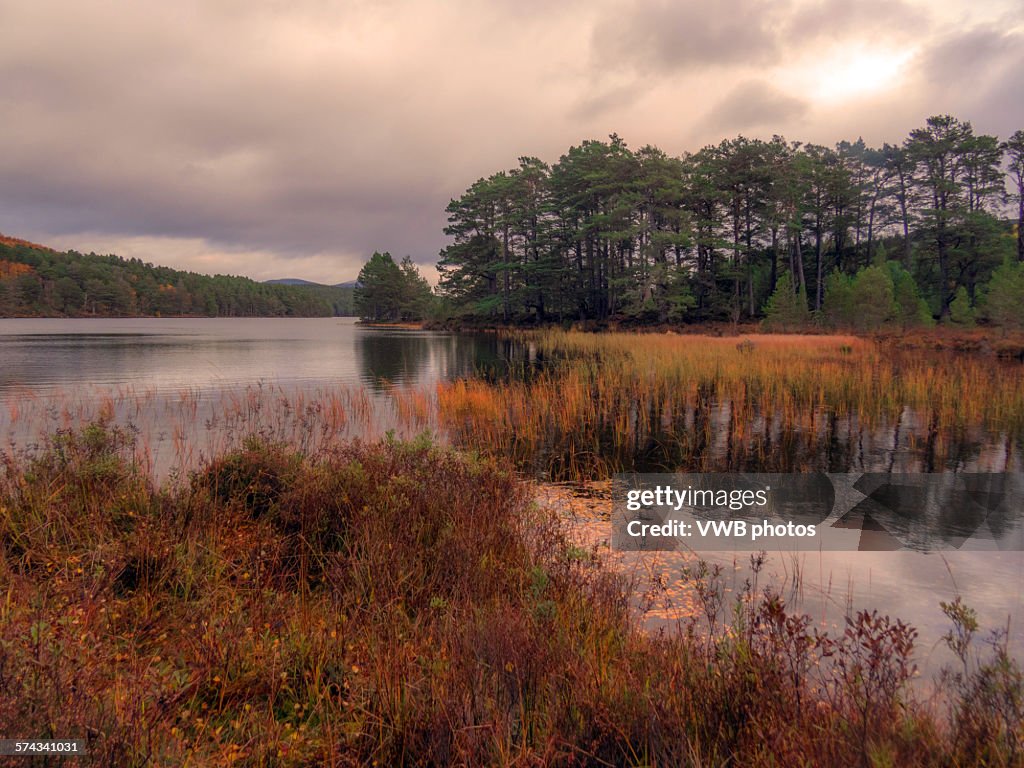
[1,0,1021,284]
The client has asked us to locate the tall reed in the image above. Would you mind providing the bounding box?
[437,331,1024,480]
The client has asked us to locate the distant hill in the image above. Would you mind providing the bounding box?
[263,278,357,315]
[266,278,324,286]
[265,277,360,289]
[0,235,356,318]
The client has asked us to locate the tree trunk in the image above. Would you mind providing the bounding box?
[502,225,510,322]
[1018,192,1024,262]
[814,216,823,311]
[770,227,779,294]
[795,234,807,297]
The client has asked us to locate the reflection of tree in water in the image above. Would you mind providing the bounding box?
[937,474,1017,544]
[435,335,507,381]
[436,335,561,384]
[355,332,557,392]
[508,397,1020,481]
[842,473,1022,550]
[355,332,432,391]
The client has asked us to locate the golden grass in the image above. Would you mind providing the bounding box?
[436,331,1024,480]
[2,330,1018,485]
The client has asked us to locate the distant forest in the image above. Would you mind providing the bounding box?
[0,241,355,318]
[438,116,1024,330]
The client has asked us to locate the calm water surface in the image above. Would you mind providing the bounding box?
[1,317,1021,670]
[0,317,493,393]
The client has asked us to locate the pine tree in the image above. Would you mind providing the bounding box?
[983,260,1024,330]
[947,286,975,327]
[355,252,405,321]
[761,273,809,331]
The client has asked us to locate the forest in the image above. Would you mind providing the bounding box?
[0,241,355,317]
[438,116,1024,330]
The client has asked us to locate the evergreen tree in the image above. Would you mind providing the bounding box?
[887,261,933,329]
[948,286,975,327]
[982,260,1024,330]
[822,271,855,328]
[355,252,406,321]
[398,255,433,321]
[1002,130,1024,262]
[848,266,896,331]
[354,252,432,322]
[433,118,1022,330]
[761,274,810,331]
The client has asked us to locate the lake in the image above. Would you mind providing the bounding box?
[0,317,505,469]
[0,317,491,393]
[1,317,1022,670]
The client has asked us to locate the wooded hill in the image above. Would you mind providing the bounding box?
[0,240,355,318]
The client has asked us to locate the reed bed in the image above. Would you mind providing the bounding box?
[437,331,1024,480]
[0,334,1021,765]
[0,381,418,482]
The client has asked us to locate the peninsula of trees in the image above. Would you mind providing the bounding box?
[0,240,355,317]
[437,116,1024,331]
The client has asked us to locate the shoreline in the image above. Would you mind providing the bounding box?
[532,478,1024,677]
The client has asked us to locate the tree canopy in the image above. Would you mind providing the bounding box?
[436,116,1022,331]
[354,252,433,322]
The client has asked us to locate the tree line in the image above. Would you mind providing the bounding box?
[0,242,355,318]
[437,116,1024,330]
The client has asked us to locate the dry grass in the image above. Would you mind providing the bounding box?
[3,332,1017,484]
[436,330,1024,480]
[1,332,1021,764]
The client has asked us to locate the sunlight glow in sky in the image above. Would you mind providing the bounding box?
[809,48,916,103]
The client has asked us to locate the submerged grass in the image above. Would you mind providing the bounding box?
[1,423,1022,766]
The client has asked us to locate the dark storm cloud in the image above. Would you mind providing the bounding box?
[699,81,809,135]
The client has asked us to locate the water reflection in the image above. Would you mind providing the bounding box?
[355,331,434,391]
[0,318,472,393]
[353,330,558,391]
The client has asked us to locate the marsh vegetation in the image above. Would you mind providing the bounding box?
[1,324,1022,765]
[2,425,1022,766]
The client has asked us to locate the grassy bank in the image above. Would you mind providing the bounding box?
[1,424,1021,766]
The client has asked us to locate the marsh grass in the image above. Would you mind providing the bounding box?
[1,424,1022,766]
[437,331,1024,480]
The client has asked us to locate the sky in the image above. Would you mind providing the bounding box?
[0,0,1021,285]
